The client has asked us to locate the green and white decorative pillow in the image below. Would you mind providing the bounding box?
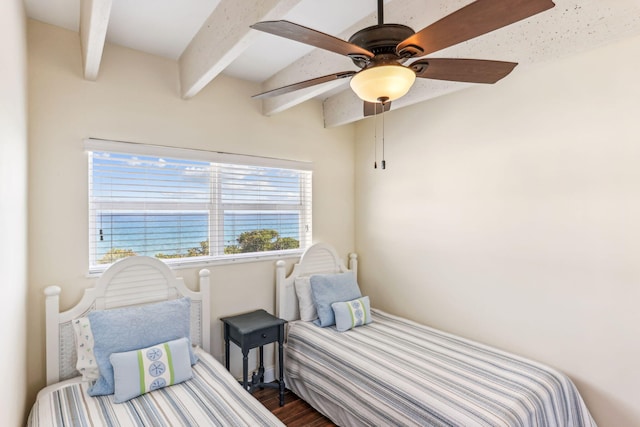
[331,296,372,332]
[110,337,193,403]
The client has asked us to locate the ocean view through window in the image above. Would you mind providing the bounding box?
[86,139,312,271]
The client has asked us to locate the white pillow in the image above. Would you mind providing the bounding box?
[72,317,100,381]
[294,276,318,321]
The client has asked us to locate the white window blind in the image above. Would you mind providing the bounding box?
[86,139,312,271]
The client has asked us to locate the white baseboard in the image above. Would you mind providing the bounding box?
[233,365,276,384]
[213,349,278,384]
[263,365,276,383]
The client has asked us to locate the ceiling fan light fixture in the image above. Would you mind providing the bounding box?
[350,64,416,103]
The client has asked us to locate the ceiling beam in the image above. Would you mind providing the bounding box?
[79,0,112,81]
[179,0,302,99]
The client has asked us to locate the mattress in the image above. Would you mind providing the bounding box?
[28,347,284,427]
[285,309,596,427]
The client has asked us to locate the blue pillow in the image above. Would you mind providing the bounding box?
[332,296,372,332]
[110,337,193,403]
[310,272,361,327]
[88,297,197,396]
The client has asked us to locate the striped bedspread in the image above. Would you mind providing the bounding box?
[28,348,283,427]
[285,309,596,427]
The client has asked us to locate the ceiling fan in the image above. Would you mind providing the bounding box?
[250,0,555,117]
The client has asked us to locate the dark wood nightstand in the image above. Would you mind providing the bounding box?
[221,309,287,406]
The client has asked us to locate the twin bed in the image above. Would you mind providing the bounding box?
[30,243,596,426]
[276,243,596,427]
[29,256,283,427]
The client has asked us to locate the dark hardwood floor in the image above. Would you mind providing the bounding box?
[253,387,337,427]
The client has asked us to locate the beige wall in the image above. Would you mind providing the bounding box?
[355,35,640,426]
[27,20,355,405]
[27,11,640,426]
[0,1,29,426]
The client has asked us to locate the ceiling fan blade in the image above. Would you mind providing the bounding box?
[251,20,374,61]
[397,0,555,58]
[252,71,356,99]
[363,101,391,117]
[411,58,517,84]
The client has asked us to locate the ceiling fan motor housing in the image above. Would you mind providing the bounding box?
[348,24,415,68]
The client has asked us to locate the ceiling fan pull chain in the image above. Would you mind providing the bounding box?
[373,104,378,169]
[381,105,386,170]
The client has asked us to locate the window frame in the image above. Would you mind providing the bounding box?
[85,138,312,273]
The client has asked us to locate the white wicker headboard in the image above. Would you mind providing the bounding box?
[275,242,358,322]
[44,256,211,385]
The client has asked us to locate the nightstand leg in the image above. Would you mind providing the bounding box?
[242,348,249,391]
[224,324,230,370]
[258,346,265,387]
[278,334,285,406]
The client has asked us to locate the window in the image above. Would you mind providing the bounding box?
[86,139,312,271]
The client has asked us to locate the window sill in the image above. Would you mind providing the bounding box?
[87,249,304,277]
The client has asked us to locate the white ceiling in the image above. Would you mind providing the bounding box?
[23,0,640,126]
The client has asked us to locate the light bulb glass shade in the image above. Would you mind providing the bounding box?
[350,64,416,103]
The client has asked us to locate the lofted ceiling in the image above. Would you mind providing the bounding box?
[24,0,640,127]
